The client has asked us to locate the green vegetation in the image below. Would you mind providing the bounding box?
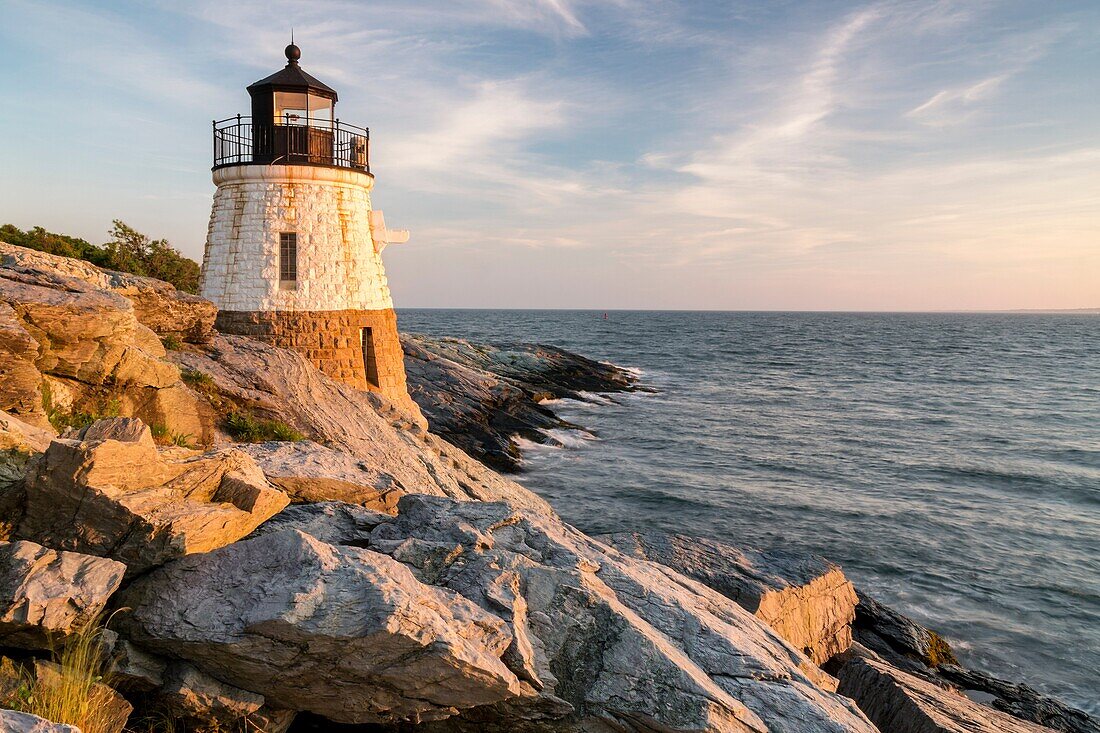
[184,370,303,445]
[160,334,182,351]
[2,617,123,733]
[1,220,200,294]
[224,411,305,443]
[181,368,217,394]
[148,422,193,449]
[925,630,958,667]
[41,382,121,432]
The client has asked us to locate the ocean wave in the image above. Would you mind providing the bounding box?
[575,390,617,404]
[599,360,645,377]
[513,436,559,453]
[540,427,599,448]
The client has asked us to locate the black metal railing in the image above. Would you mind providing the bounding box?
[213,115,370,172]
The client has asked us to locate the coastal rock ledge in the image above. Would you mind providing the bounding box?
[1,242,1095,733]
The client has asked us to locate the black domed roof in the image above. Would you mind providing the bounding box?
[247,44,337,100]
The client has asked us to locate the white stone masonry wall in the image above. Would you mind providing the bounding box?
[201,165,393,312]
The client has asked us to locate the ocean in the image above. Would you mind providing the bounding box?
[398,309,1100,714]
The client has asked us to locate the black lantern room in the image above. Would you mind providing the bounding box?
[247,43,337,130]
[213,44,369,171]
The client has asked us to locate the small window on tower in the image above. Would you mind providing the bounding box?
[279,232,298,289]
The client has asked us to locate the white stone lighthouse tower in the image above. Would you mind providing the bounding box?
[202,43,417,416]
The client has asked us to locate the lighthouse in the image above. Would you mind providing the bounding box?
[202,43,417,417]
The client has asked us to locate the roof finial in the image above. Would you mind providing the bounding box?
[285,31,301,65]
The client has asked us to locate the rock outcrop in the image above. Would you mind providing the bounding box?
[0,242,213,443]
[403,334,642,471]
[1,242,1091,733]
[171,335,553,515]
[17,418,288,574]
[0,241,215,344]
[240,440,405,512]
[249,495,876,732]
[833,646,1056,733]
[849,591,1099,733]
[603,532,857,666]
[120,528,525,724]
[936,666,1100,733]
[0,539,125,649]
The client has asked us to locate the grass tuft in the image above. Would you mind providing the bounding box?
[2,617,125,733]
[160,334,182,351]
[149,423,194,449]
[224,411,305,443]
[181,368,217,395]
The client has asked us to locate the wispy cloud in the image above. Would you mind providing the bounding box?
[2,0,1098,309]
[908,74,1007,125]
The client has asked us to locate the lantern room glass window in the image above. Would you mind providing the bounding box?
[274,92,308,125]
[308,94,333,128]
[273,91,333,127]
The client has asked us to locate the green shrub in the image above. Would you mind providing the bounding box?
[224,412,304,443]
[160,334,182,351]
[1,221,200,294]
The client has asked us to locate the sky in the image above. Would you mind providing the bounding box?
[1,0,1098,310]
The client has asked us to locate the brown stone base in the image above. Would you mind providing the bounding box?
[215,309,419,417]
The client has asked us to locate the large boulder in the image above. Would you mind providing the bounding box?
[119,528,525,724]
[0,710,82,733]
[17,418,288,574]
[0,244,213,443]
[241,441,406,513]
[0,277,177,391]
[602,532,857,666]
[172,335,554,515]
[0,540,125,649]
[833,646,1056,733]
[0,241,214,344]
[283,495,875,733]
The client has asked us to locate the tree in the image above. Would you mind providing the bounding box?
[1,221,201,294]
[102,220,200,293]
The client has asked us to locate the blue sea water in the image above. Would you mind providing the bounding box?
[398,309,1100,714]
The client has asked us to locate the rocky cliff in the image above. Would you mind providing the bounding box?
[402,334,644,472]
[0,241,1093,733]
